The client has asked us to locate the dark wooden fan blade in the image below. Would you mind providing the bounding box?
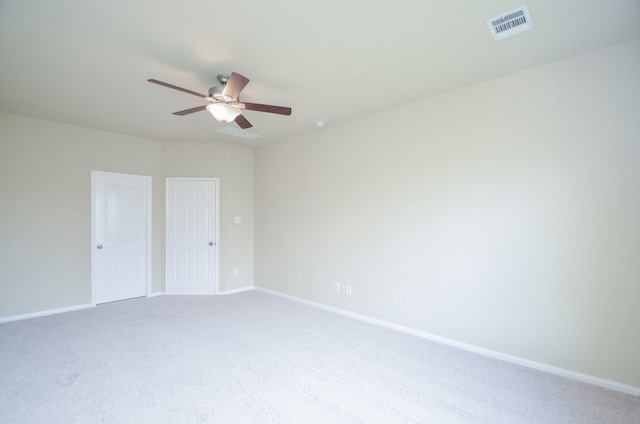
[240,102,292,116]
[234,113,253,129]
[222,72,250,100]
[172,105,207,116]
[148,79,207,98]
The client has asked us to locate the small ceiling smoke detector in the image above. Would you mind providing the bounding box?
[486,6,533,41]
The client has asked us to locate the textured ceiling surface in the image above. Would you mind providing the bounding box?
[1,1,639,146]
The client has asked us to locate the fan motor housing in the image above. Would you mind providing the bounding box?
[208,86,235,102]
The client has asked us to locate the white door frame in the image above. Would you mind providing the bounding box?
[165,178,220,295]
[91,170,152,305]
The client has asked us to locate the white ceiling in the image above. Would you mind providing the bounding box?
[1,1,639,146]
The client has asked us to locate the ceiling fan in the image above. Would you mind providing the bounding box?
[148,72,292,129]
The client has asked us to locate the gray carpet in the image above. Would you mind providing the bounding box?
[1,290,638,423]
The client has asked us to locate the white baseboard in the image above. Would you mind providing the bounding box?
[0,287,251,323]
[0,303,94,324]
[219,286,254,295]
[147,287,254,297]
[253,287,640,397]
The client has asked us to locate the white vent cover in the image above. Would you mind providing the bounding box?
[216,126,262,140]
[486,6,533,41]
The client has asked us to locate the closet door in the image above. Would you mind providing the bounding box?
[92,171,150,304]
[166,178,218,295]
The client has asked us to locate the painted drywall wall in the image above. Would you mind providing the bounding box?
[0,115,255,317]
[0,114,164,316]
[254,39,640,387]
[162,141,255,292]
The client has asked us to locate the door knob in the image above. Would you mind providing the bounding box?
[97,245,103,249]
[209,242,214,246]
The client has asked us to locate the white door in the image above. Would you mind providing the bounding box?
[166,178,218,295]
[92,171,150,304]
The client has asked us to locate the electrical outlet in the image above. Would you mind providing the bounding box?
[334,282,341,293]
[233,268,239,277]
[346,285,352,296]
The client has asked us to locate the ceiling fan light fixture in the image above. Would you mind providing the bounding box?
[206,102,241,123]
[148,72,291,131]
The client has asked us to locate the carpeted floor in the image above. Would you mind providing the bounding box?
[1,290,638,423]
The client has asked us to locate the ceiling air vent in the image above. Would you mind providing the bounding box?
[216,126,262,140]
[486,6,533,41]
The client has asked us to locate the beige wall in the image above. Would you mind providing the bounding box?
[254,39,640,387]
[0,114,254,317]
[0,115,164,316]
